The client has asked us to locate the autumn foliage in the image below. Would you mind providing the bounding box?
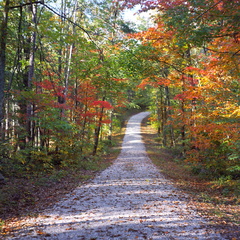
[0,0,239,179]
[123,0,239,177]
[0,0,131,177]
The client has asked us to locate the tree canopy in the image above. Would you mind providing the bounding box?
[0,0,239,179]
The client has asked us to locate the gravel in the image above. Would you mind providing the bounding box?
[5,112,225,240]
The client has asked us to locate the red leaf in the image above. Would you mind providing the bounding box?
[91,101,113,109]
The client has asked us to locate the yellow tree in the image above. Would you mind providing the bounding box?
[124,0,239,176]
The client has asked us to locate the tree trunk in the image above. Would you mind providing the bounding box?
[93,108,104,155]
[0,0,10,137]
[27,3,37,145]
[19,3,38,148]
[108,109,113,141]
[93,97,105,155]
[165,86,175,147]
[181,95,186,153]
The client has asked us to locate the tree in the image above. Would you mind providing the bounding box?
[0,0,10,131]
[1,0,138,175]
[122,0,240,176]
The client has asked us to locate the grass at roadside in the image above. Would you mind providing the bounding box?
[141,116,240,239]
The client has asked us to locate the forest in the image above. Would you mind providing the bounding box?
[0,0,239,222]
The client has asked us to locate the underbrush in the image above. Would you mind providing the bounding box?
[0,108,134,234]
[0,133,124,227]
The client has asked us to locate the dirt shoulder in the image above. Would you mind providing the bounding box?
[141,116,239,240]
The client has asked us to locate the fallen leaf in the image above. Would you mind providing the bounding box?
[36,230,47,235]
[66,227,76,230]
[147,225,154,228]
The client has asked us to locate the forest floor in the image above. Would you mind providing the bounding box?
[0,142,122,236]
[0,112,239,239]
[0,115,127,236]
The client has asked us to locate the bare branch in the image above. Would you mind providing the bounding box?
[9,0,105,61]
[9,1,44,9]
[41,3,104,61]
[233,49,240,56]
[205,47,240,56]
[194,0,224,22]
